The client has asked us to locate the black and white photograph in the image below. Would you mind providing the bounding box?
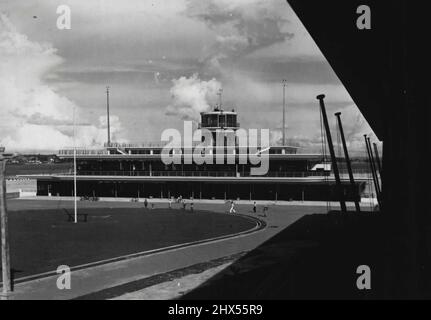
[0,0,429,305]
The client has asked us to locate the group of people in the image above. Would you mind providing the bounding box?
[228,200,269,217]
[141,197,268,217]
[141,196,194,212]
[252,201,269,217]
[142,198,154,210]
[169,196,194,211]
[229,200,268,216]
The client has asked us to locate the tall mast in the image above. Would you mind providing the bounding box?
[282,79,287,146]
[217,88,223,109]
[365,135,382,210]
[335,112,361,213]
[106,86,111,146]
[373,142,382,177]
[73,104,77,223]
[317,94,347,214]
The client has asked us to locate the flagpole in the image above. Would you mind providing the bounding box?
[73,105,77,223]
[282,79,287,146]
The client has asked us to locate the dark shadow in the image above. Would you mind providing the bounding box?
[10,269,23,291]
[181,211,383,300]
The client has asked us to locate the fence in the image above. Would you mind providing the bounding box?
[71,170,330,178]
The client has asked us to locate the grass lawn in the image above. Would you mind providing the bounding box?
[1,206,257,280]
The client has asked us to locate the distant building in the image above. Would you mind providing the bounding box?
[24,108,365,201]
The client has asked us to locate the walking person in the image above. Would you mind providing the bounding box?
[263,204,269,217]
[190,201,194,212]
[253,201,257,213]
[169,197,172,209]
[229,200,236,214]
[144,198,148,209]
[182,199,186,210]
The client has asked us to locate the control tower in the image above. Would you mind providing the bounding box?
[199,108,240,132]
[198,89,240,146]
[198,108,240,148]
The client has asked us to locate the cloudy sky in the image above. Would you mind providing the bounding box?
[0,0,377,154]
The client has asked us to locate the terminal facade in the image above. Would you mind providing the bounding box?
[34,108,365,201]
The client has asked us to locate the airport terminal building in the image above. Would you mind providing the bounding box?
[31,108,365,201]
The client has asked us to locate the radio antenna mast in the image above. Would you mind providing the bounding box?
[106,86,111,146]
[217,88,223,109]
[282,79,287,146]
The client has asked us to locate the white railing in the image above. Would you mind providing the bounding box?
[58,149,110,156]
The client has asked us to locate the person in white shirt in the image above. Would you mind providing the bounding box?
[229,200,236,214]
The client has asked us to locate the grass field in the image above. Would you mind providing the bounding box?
[1,204,257,281]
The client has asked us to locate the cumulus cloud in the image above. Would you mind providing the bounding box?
[186,0,294,73]
[165,73,222,121]
[0,13,125,152]
[278,104,379,155]
[270,127,320,150]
